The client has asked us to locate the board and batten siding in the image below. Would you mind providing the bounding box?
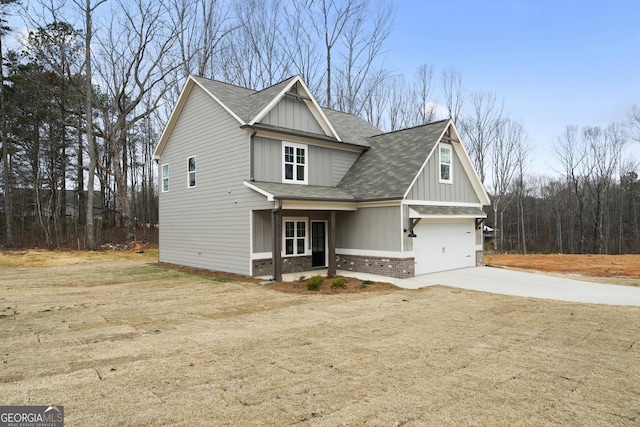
[158,85,272,275]
[407,144,480,203]
[336,206,401,251]
[252,209,331,254]
[253,137,360,186]
[261,96,325,134]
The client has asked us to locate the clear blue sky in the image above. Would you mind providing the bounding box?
[386,0,640,175]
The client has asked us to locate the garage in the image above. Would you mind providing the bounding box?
[413,219,476,275]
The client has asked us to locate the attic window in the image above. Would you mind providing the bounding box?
[282,142,307,184]
[439,145,452,184]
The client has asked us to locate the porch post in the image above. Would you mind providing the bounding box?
[328,210,336,277]
[272,205,282,282]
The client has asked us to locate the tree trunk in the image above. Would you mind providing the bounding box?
[0,31,13,247]
[85,0,97,250]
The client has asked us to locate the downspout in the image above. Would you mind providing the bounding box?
[249,129,257,181]
[272,199,283,282]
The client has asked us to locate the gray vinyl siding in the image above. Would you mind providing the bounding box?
[253,210,272,253]
[253,137,280,182]
[407,145,480,203]
[260,96,325,134]
[253,137,360,185]
[158,85,272,275]
[336,206,401,251]
[331,150,360,186]
[309,145,332,186]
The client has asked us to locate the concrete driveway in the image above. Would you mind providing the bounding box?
[396,266,640,306]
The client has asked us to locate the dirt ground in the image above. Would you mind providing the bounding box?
[1,250,640,426]
[486,253,640,286]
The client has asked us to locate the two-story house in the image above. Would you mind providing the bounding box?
[152,75,490,281]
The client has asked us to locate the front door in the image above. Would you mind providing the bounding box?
[311,221,326,267]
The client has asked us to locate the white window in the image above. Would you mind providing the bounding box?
[283,217,307,256]
[187,156,196,188]
[161,164,169,192]
[439,145,452,184]
[282,142,307,184]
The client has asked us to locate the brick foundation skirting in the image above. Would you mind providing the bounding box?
[252,254,415,279]
[252,256,315,278]
[336,254,415,279]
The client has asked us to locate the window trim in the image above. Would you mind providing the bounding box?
[282,216,308,257]
[187,155,196,188]
[282,141,308,185]
[161,163,169,192]
[439,144,453,184]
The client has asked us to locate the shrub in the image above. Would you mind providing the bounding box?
[307,275,324,291]
[359,279,374,289]
[331,277,347,289]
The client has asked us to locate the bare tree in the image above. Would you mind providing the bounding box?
[228,0,290,88]
[411,63,437,125]
[583,124,626,253]
[332,0,393,115]
[282,0,323,96]
[311,0,365,108]
[91,0,180,241]
[459,91,504,184]
[491,119,524,253]
[387,75,410,131]
[169,0,235,81]
[441,67,464,124]
[628,104,640,142]
[513,130,532,253]
[552,125,590,253]
[1,0,20,247]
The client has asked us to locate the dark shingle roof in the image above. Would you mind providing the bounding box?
[191,75,374,148]
[321,109,380,148]
[338,120,450,200]
[248,181,356,201]
[410,205,487,218]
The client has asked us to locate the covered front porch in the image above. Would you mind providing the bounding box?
[246,181,358,281]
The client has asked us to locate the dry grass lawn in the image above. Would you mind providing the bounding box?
[1,250,640,426]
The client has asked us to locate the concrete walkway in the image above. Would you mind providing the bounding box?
[280,267,640,306]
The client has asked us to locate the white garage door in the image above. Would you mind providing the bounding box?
[413,219,475,275]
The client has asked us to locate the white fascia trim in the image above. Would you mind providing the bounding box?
[282,200,358,211]
[403,200,484,208]
[243,181,275,201]
[447,122,491,205]
[402,120,450,199]
[357,200,402,208]
[336,248,414,259]
[410,213,487,219]
[153,78,195,160]
[193,77,245,125]
[254,128,363,153]
[251,252,272,260]
[297,78,341,141]
[250,76,341,141]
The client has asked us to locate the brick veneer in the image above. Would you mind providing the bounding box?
[252,254,415,279]
[252,256,314,277]
[336,254,415,279]
[254,251,483,279]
